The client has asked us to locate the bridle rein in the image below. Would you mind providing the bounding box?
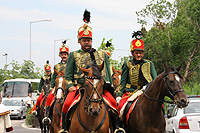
[143,71,184,104]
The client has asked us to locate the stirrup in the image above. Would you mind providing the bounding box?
[42,117,51,125]
[114,127,126,133]
[58,129,69,133]
[32,110,37,116]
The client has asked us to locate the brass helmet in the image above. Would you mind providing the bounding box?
[44,60,51,72]
[59,40,69,56]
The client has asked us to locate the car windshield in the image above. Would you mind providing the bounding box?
[184,102,200,114]
[3,100,22,106]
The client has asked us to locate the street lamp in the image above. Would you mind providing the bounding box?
[2,53,8,65]
[54,38,70,65]
[30,19,52,60]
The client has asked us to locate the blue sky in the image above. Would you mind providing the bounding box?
[0,0,174,70]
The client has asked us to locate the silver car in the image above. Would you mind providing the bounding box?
[166,99,200,133]
[2,98,27,119]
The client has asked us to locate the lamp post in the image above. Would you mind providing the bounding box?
[54,38,70,65]
[2,53,8,65]
[30,19,52,61]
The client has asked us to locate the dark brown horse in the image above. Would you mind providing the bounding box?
[51,68,66,133]
[69,62,110,133]
[37,79,51,133]
[127,64,189,133]
[111,66,122,98]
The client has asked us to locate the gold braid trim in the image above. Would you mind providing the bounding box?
[141,62,152,83]
[127,61,140,86]
[0,110,10,116]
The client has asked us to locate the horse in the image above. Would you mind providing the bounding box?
[68,62,111,133]
[37,79,51,133]
[126,64,189,133]
[51,68,66,133]
[111,65,122,98]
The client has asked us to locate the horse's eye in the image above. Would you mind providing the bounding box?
[113,78,116,80]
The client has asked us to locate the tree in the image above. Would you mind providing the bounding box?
[0,60,42,84]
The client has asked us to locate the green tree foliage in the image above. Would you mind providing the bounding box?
[0,60,42,85]
[136,0,200,86]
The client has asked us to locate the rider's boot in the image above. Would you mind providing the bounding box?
[59,112,70,133]
[108,108,126,133]
[114,116,126,133]
[42,106,51,125]
[32,105,39,116]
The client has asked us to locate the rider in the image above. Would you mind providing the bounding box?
[32,60,52,116]
[116,31,157,129]
[42,41,69,124]
[60,9,120,133]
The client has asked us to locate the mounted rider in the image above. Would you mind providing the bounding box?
[42,41,69,125]
[32,60,52,116]
[59,9,119,133]
[116,31,157,130]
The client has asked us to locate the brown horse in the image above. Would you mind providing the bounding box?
[37,79,51,133]
[69,62,111,133]
[127,64,189,133]
[51,68,66,133]
[111,66,122,98]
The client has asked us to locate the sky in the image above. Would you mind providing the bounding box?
[0,0,174,71]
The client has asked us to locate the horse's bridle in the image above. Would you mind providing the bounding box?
[84,75,104,115]
[143,71,184,104]
[54,76,66,103]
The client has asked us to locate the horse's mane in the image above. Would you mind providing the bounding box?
[85,60,102,79]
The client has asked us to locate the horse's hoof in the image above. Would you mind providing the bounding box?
[114,128,126,133]
[42,117,51,125]
[58,129,69,133]
[32,111,37,116]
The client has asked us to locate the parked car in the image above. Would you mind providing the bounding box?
[2,98,27,119]
[166,99,200,133]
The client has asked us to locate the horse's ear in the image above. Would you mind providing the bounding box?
[99,61,104,72]
[54,68,59,75]
[79,67,90,75]
[112,65,116,73]
[176,64,182,72]
[117,70,122,75]
[164,63,169,72]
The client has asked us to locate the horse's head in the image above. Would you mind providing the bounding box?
[54,68,66,103]
[112,66,122,98]
[80,61,104,117]
[163,64,188,108]
[43,79,51,95]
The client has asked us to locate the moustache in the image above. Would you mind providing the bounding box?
[84,44,91,47]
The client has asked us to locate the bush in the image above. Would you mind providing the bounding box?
[26,107,33,126]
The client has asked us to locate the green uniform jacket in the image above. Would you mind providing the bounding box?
[51,61,67,88]
[38,74,52,93]
[65,49,113,90]
[117,59,157,97]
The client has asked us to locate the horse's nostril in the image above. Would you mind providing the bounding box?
[181,98,186,103]
[89,108,93,113]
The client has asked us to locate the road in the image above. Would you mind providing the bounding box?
[9,118,40,133]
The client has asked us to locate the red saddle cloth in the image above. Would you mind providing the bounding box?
[66,92,118,114]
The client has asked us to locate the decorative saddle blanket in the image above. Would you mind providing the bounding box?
[119,90,143,123]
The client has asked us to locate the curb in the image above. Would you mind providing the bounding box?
[21,123,40,130]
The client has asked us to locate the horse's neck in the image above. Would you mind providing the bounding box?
[143,76,165,109]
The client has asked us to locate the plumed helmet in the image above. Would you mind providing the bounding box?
[77,9,92,42]
[44,60,51,72]
[130,31,144,52]
[59,40,69,56]
[104,50,110,57]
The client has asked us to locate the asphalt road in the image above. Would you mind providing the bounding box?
[9,118,40,133]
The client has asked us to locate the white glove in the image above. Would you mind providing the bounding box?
[116,97,122,104]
